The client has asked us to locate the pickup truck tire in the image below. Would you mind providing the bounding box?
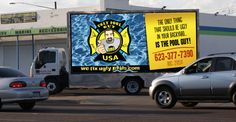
[124,80,141,95]
[45,77,63,95]
[154,87,176,109]
[19,101,35,111]
[181,102,198,107]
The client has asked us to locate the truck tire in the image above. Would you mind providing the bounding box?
[45,77,63,95]
[154,87,176,109]
[124,79,142,95]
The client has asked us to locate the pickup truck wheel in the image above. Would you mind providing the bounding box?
[181,102,198,107]
[232,91,236,106]
[19,102,35,111]
[46,77,63,95]
[154,87,176,109]
[124,80,141,95]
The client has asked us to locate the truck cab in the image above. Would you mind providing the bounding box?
[30,47,68,95]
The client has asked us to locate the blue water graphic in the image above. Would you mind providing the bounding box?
[71,13,148,67]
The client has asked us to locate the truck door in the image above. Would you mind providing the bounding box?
[35,50,58,76]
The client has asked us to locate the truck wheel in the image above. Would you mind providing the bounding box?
[19,101,35,110]
[46,77,63,95]
[154,87,176,109]
[124,80,141,95]
[181,102,198,107]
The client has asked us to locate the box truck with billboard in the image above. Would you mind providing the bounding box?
[30,10,198,95]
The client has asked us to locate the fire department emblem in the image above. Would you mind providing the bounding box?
[88,20,131,62]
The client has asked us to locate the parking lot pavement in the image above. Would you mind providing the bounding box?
[39,88,236,108]
[2,88,236,122]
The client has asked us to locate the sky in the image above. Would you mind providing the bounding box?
[0,0,236,16]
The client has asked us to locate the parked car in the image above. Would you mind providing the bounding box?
[0,66,48,110]
[149,52,236,109]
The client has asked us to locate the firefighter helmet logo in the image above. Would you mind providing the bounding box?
[88,20,131,62]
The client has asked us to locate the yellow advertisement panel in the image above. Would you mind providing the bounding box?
[145,12,197,70]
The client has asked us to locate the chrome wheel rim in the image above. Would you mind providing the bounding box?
[158,91,172,106]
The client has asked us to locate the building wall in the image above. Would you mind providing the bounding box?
[200,13,236,28]
[199,35,236,57]
[199,13,236,57]
[0,37,67,74]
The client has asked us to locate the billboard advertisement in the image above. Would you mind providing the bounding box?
[145,12,197,70]
[69,11,197,73]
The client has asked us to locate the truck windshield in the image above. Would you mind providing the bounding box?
[35,51,56,69]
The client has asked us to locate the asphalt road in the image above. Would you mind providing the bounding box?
[1,88,236,122]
